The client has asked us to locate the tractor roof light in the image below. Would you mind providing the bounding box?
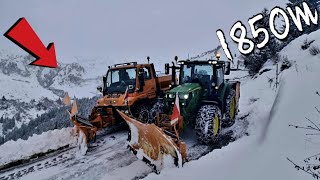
[216,53,221,60]
[209,60,218,64]
[178,61,185,65]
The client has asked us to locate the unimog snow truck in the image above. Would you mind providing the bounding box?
[116,57,240,169]
[64,58,177,144]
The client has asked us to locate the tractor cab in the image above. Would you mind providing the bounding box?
[178,60,230,98]
[164,60,231,116]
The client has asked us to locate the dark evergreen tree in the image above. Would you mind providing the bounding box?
[2,117,15,132]
[243,8,281,75]
[0,136,4,145]
[285,0,320,43]
[1,96,100,144]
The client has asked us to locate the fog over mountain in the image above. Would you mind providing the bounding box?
[0,0,286,61]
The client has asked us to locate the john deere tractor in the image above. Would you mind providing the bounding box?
[162,59,240,144]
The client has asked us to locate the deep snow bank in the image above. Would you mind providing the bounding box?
[0,128,77,166]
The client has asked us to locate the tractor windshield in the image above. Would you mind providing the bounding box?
[180,64,214,85]
[104,68,137,94]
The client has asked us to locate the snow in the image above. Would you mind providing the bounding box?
[102,160,152,180]
[144,30,320,180]
[1,131,151,180]
[75,130,88,157]
[0,127,77,166]
[0,72,57,102]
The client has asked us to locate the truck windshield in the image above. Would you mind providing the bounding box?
[104,68,136,94]
[180,64,214,85]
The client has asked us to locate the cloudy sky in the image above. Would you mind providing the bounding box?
[0,0,287,63]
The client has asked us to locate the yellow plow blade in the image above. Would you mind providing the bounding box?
[65,97,97,144]
[117,110,184,169]
[63,93,71,106]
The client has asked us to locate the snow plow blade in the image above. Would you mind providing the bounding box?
[116,110,186,170]
[64,93,97,144]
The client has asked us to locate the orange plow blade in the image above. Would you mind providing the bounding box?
[64,93,97,144]
[117,110,185,169]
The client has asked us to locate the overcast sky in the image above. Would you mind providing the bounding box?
[0,0,287,63]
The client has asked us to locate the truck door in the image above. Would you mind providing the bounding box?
[140,65,157,98]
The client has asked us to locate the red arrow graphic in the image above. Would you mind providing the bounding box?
[4,18,58,68]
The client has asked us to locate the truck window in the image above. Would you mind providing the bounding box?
[105,68,137,94]
[143,67,151,80]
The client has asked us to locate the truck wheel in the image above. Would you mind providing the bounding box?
[132,103,150,123]
[223,89,236,127]
[148,101,165,123]
[195,105,222,144]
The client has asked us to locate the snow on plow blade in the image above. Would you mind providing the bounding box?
[116,110,184,169]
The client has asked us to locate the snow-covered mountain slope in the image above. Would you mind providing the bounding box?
[0,51,103,102]
[145,30,320,180]
[0,51,110,134]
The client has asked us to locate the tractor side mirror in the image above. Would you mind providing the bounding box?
[103,76,106,83]
[97,86,103,93]
[165,63,170,74]
[225,62,231,75]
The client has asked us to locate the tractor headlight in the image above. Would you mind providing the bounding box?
[179,94,189,99]
[168,94,175,99]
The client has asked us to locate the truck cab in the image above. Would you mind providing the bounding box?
[90,61,172,129]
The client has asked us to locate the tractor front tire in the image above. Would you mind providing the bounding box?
[195,105,222,144]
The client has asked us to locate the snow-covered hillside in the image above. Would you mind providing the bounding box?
[0,51,110,135]
[145,30,320,180]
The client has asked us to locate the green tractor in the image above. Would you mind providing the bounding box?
[159,58,241,144]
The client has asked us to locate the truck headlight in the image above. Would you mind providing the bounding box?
[183,94,189,99]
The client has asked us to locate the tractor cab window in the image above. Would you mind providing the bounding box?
[181,64,214,87]
[104,68,136,94]
[216,68,224,86]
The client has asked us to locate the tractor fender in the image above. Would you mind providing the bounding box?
[200,99,222,112]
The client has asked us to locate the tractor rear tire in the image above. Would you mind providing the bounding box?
[195,105,222,144]
[223,89,237,127]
